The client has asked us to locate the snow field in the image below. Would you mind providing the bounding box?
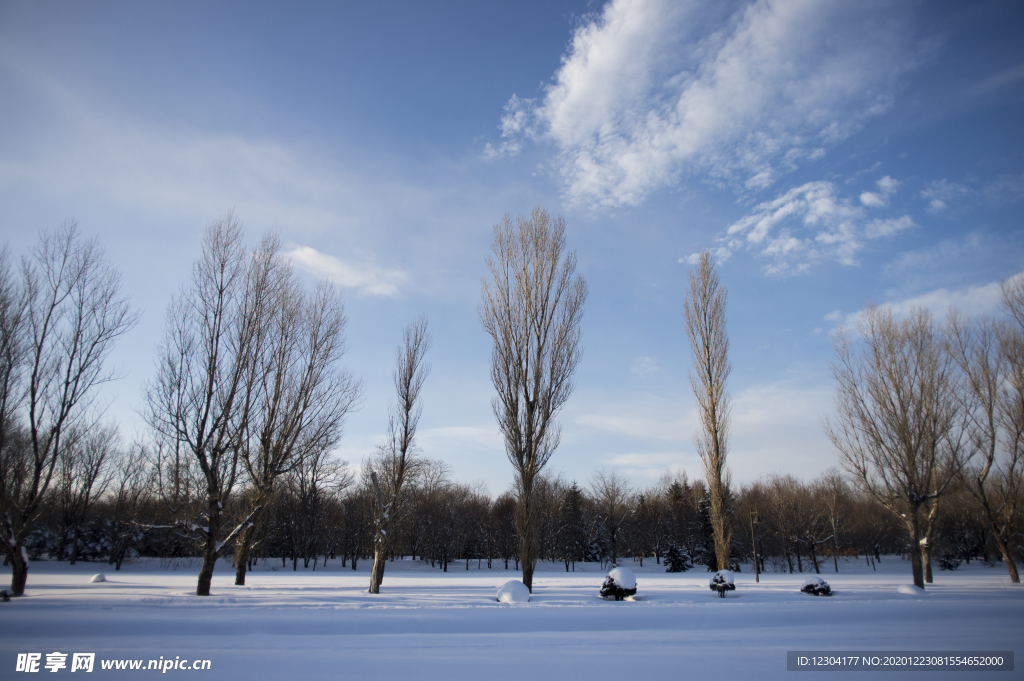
[0,557,1020,680]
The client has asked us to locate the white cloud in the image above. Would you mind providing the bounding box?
[284,245,407,297]
[492,0,919,207]
[835,274,1021,330]
[876,282,1005,320]
[860,175,900,206]
[481,95,533,160]
[692,180,914,276]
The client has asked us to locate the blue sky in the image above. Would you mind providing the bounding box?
[2,0,1022,496]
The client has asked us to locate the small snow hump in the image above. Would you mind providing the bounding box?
[496,580,530,603]
[896,584,927,596]
[90,574,107,583]
[600,566,638,601]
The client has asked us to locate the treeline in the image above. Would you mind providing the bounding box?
[3,218,1023,599]
[16,441,1017,576]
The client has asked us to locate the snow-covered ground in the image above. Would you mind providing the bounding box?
[1,557,1019,679]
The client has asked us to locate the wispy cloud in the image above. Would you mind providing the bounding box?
[284,245,407,297]
[921,179,974,214]
[603,451,692,480]
[882,233,985,279]
[960,62,1024,101]
[920,174,1024,214]
[686,179,914,276]
[630,356,660,378]
[490,0,921,207]
[576,412,689,442]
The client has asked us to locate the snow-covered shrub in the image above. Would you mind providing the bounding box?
[664,544,692,572]
[496,580,530,603]
[600,566,637,601]
[709,569,735,598]
[800,576,832,596]
[90,574,107,583]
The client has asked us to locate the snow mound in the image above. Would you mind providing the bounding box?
[90,574,107,583]
[496,580,530,603]
[896,584,927,596]
[608,567,636,591]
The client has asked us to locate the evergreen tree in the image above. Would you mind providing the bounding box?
[665,543,692,572]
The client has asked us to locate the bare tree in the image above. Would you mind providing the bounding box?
[145,215,278,596]
[827,306,969,588]
[232,261,359,585]
[54,424,117,564]
[590,469,631,567]
[684,250,733,571]
[480,207,587,592]
[103,441,150,570]
[368,316,431,593]
[0,224,137,596]
[948,278,1024,583]
[283,446,351,570]
[816,469,851,573]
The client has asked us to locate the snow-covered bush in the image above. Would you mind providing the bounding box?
[496,580,530,603]
[709,569,735,598]
[800,576,832,596]
[664,543,692,572]
[90,574,107,583]
[600,566,637,600]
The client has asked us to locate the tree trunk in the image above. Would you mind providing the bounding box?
[369,549,386,594]
[908,512,925,589]
[70,527,79,566]
[196,549,216,596]
[9,548,29,597]
[196,503,222,596]
[992,533,1021,583]
[922,502,937,584]
[234,524,257,586]
[515,488,537,592]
